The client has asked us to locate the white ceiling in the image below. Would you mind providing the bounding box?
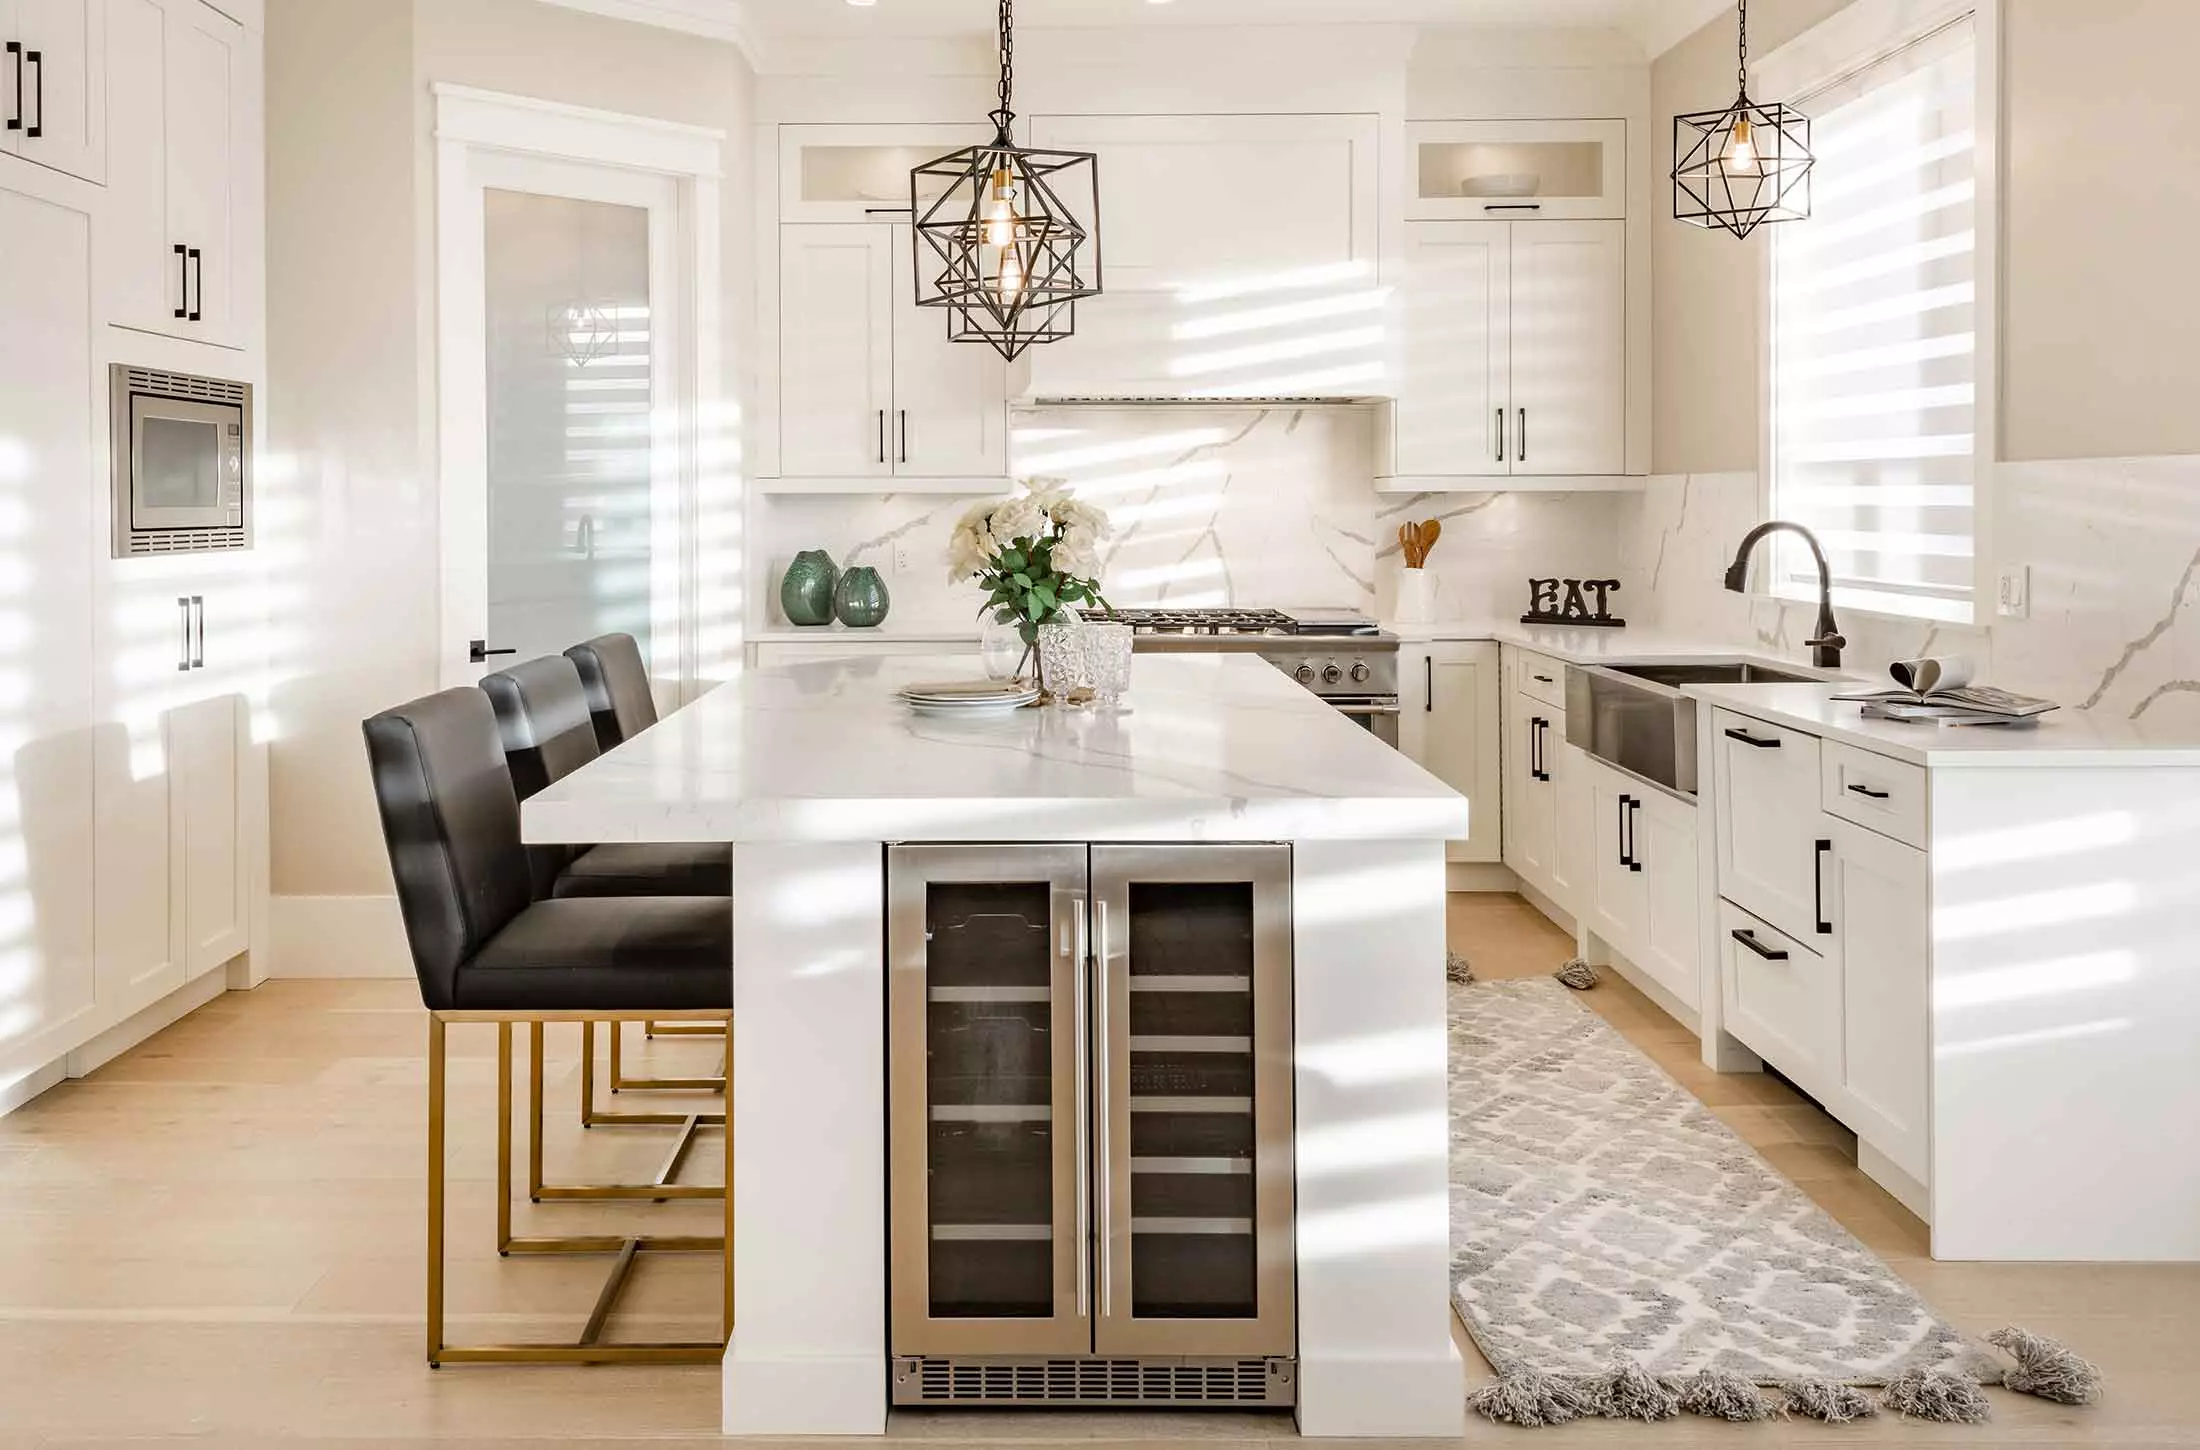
[548,0,1732,58]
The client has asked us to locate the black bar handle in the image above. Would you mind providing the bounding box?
[898,409,909,465]
[876,409,886,465]
[1617,794,1633,868]
[1532,673,1555,685]
[24,48,40,138]
[1495,408,1504,464]
[1724,726,1781,749]
[1484,202,1543,212]
[1424,654,1433,713]
[188,248,203,322]
[1847,782,1891,800]
[5,43,19,133]
[1814,838,1833,934]
[468,640,519,665]
[1530,717,1549,782]
[174,244,189,319]
[1732,928,1789,962]
[1627,797,1643,873]
[1518,408,1526,463]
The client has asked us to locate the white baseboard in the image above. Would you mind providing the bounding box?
[1446,861,1518,892]
[0,1058,67,1116]
[66,970,231,1079]
[1513,876,1578,937]
[1584,936,1704,1036]
[1859,1138,1932,1225]
[271,894,412,978]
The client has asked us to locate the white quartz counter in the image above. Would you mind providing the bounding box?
[525,652,1471,845]
[1686,680,2200,767]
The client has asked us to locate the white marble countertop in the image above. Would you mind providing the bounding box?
[525,652,1472,844]
[1685,680,2200,767]
[748,624,981,645]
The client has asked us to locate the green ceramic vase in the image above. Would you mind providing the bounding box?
[834,566,892,629]
[779,550,840,627]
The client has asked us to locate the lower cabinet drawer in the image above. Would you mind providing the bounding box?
[1719,898,1840,1101]
[1515,649,1568,709]
[1822,741,1927,847]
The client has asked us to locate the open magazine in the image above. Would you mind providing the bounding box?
[1829,656,2058,726]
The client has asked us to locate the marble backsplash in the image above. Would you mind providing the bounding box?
[756,407,1629,633]
[1615,458,2200,730]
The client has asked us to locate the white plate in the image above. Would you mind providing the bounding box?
[906,698,1035,717]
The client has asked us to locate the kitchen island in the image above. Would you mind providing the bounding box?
[522,651,1471,1438]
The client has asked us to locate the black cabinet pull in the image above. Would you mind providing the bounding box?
[1627,797,1642,872]
[1723,726,1780,749]
[1494,407,1505,463]
[187,248,203,321]
[1424,655,1433,713]
[1846,782,1891,800]
[1517,408,1527,463]
[1529,717,1550,782]
[468,640,519,665]
[1731,928,1789,961]
[1617,794,1634,868]
[5,42,20,132]
[876,409,887,464]
[1532,673,1555,684]
[173,244,189,319]
[898,410,909,464]
[1484,202,1543,212]
[1814,839,1833,934]
[23,48,40,138]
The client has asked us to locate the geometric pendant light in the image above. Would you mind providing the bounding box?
[910,0,1103,361]
[1672,0,1815,240]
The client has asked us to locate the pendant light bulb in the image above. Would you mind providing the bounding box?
[1721,115,1760,176]
[996,248,1027,303]
[983,166,1021,249]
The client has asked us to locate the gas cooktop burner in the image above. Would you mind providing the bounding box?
[1089,607,1299,636]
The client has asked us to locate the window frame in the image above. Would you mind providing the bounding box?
[1753,0,2003,628]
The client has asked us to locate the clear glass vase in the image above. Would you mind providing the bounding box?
[979,614,1030,682]
[1034,617,1088,703]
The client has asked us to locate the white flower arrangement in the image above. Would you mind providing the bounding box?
[948,477,1114,643]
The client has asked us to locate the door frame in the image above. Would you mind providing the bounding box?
[432,84,724,699]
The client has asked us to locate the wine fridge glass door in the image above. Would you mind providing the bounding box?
[888,845,1091,1355]
[1091,844,1295,1358]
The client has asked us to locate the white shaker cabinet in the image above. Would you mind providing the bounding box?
[2,0,106,183]
[1398,641,1502,863]
[1384,220,1625,483]
[1583,760,1700,1011]
[0,165,101,1089]
[1822,815,1929,1182]
[172,690,246,976]
[103,0,246,347]
[775,222,1007,485]
[1710,707,1825,945]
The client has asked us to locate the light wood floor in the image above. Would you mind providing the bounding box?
[0,893,2193,1447]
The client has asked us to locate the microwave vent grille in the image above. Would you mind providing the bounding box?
[892,1355,1292,1408]
[125,367,249,406]
[126,526,249,556]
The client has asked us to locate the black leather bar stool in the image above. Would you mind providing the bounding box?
[363,687,732,1366]
[480,655,729,1175]
[566,632,729,1064]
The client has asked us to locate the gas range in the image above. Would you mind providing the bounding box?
[1085,607,1402,735]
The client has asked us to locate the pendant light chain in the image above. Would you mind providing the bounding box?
[994,0,1015,131]
[1736,0,1748,90]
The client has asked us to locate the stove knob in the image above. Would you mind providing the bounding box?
[1321,663,1344,685]
[1350,661,1371,684]
[1294,663,1317,685]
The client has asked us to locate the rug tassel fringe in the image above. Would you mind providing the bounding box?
[1599,1357,1680,1421]
[1781,1380,1879,1423]
[1987,1325,2104,1405]
[1676,1368,1772,1422]
[1467,1372,1599,1427]
[1446,951,1476,985]
[1881,1367,1991,1423]
[1553,957,1599,990]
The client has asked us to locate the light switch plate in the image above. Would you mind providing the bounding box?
[1997,564,2031,619]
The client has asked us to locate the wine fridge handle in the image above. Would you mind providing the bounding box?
[1094,896,1111,1321]
[1072,891,1089,1322]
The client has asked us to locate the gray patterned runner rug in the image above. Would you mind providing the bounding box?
[1450,978,2009,1424]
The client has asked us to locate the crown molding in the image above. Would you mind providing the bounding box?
[533,0,760,65]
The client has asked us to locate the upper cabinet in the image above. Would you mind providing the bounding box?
[1018,113,1382,401]
[105,0,247,348]
[1406,119,1626,222]
[776,221,1009,487]
[2,0,108,183]
[1386,219,1625,481]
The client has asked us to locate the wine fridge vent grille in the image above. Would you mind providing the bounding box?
[894,1356,1293,1407]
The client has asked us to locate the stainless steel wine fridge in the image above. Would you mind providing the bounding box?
[886,844,1295,1409]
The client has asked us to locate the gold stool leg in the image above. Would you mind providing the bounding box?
[533,1021,723,1203]
[612,1018,727,1094]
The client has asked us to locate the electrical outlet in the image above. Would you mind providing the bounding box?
[1997,564,2031,620]
[893,543,912,575]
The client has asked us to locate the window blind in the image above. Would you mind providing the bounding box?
[1770,17,1978,623]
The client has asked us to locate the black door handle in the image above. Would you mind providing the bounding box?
[1814,839,1833,934]
[1424,655,1433,713]
[5,42,20,133]
[1724,726,1780,749]
[1627,797,1643,872]
[1517,408,1526,463]
[1617,794,1633,868]
[876,409,887,465]
[23,48,40,138]
[1532,673,1555,685]
[468,640,519,665]
[174,244,189,319]
[898,410,909,464]
[1495,407,1505,463]
[1846,782,1891,800]
[1731,928,1789,961]
[187,248,204,322]
[1529,717,1548,782]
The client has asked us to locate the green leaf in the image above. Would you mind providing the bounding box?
[1012,572,1032,589]
[1034,581,1058,608]
[1021,593,1046,622]
[1002,549,1027,572]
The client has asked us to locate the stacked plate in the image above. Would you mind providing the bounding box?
[898,678,1040,717]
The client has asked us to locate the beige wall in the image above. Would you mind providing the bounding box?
[1653,0,2200,472]
[263,0,754,907]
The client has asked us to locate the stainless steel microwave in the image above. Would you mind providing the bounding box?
[110,365,252,557]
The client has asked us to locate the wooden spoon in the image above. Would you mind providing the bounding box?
[1398,522,1418,567]
[1419,518,1442,561]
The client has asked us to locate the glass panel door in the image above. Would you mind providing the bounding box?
[889,846,1090,1356]
[482,186,663,665]
[1092,845,1293,1357]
